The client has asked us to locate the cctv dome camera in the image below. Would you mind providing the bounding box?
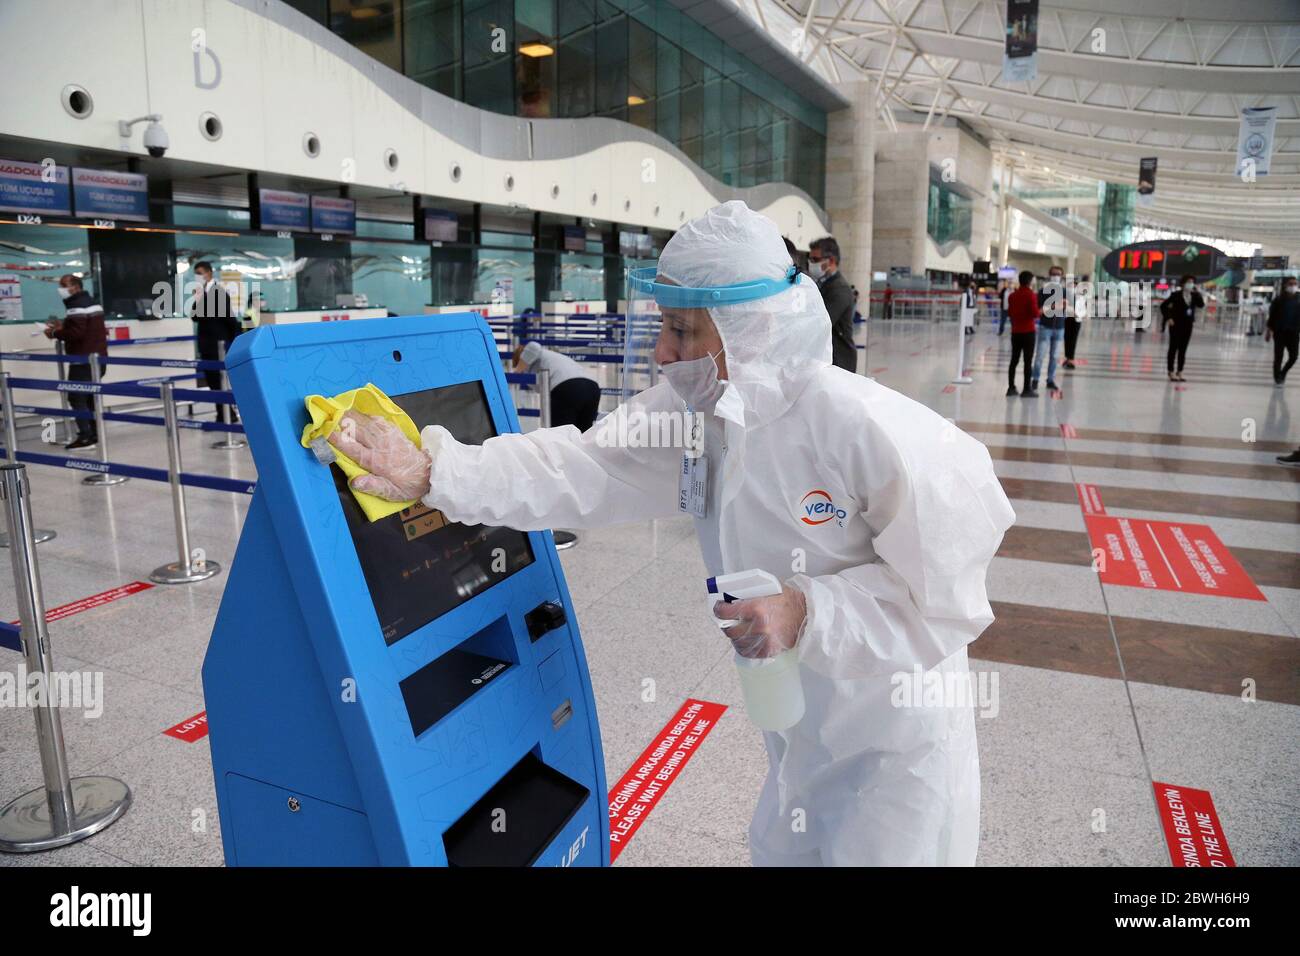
[143,120,169,158]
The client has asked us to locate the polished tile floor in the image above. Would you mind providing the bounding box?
[1,313,1296,866]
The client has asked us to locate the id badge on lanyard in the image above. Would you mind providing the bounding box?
[678,408,707,518]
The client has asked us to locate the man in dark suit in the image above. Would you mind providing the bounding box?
[188,261,242,422]
[810,236,857,373]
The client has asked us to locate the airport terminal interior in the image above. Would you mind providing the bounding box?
[0,0,1296,870]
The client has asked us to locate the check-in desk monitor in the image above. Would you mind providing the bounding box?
[202,314,607,867]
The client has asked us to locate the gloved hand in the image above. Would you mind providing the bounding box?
[328,410,431,501]
[712,584,808,659]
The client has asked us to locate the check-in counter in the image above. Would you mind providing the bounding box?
[424,303,513,318]
[540,300,607,316]
[427,303,516,354]
[0,316,196,413]
[260,307,390,325]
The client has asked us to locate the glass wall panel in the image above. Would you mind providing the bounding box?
[405,0,462,99]
[595,15,628,116]
[627,19,656,130]
[351,240,431,313]
[0,224,91,323]
[330,0,403,72]
[515,0,556,117]
[174,233,299,313]
[463,0,514,114]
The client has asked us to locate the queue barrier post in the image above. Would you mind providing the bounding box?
[210,342,246,451]
[53,340,75,445]
[532,368,580,550]
[82,354,128,487]
[952,306,973,385]
[149,381,222,585]
[0,463,131,853]
[0,372,56,547]
[538,368,552,429]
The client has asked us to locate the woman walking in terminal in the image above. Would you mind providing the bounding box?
[1159,274,1204,382]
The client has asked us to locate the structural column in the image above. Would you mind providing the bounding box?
[823,80,875,288]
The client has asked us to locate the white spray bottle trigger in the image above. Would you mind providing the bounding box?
[706,569,783,628]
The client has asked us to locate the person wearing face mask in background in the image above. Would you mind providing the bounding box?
[1159,273,1204,382]
[809,236,857,373]
[189,260,242,423]
[1266,276,1299,387]
[43,273,106,451]
[327,201,1015,867]
[512,340,603,430]
[1031,266,1069,392]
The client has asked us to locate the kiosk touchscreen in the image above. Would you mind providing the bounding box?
[202,314,607,866]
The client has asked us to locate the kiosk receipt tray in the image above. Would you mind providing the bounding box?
[443,752,590,866]
[399,648,511,738]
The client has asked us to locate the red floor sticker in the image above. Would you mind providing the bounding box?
[1153,783,1235,867]
[163,711,208,743]
[1060,423,1077,438]
[39,582,153,623]
[1076,482,1106,516]
[607,698,726,862]
[1084,516,1264,600]
[941,384,956,393]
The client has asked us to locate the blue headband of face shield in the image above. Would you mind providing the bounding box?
[628,265,799,309]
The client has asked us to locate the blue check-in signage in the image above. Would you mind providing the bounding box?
[259,188,310,231]
[72,167,149,222]
[310,195,355,235]
[0,158,72,216]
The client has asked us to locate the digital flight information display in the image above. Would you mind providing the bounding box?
[334,381,534,644]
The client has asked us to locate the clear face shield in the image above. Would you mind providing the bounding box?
[622,262,799,409]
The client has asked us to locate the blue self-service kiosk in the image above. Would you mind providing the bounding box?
[201,314,608,866]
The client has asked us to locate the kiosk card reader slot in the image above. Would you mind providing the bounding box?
[203,315,608,866]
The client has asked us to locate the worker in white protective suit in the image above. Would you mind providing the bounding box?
[329,200,1016,866]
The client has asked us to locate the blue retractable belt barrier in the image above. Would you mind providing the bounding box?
[107,335,197,346]
[101,355,225,371]
[0,446,255,494]
[0,351,90,364]
[0,621,20,653]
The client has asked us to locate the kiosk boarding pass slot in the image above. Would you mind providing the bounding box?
[203,314,608,866]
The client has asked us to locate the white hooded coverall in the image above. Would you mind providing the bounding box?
[418,201,1016,865]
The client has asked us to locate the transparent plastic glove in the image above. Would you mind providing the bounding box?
[328,410,431,501]
[712,584,807,659]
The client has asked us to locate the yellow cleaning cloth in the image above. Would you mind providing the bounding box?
[301,383,421,521]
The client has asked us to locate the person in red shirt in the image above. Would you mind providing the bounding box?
[1006,269,1040,397]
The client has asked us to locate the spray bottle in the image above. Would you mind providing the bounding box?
[707,569,806,731]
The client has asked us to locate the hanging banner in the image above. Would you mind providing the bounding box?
[1137,157,1157,207]
[1236,106,1277,178]
[1003,0,1039,83]
[72,167,149,222]
[0,159,71,217]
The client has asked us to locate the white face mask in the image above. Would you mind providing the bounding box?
[57,286,74,300]
[662,348,726,413]
[808,260,826,280]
